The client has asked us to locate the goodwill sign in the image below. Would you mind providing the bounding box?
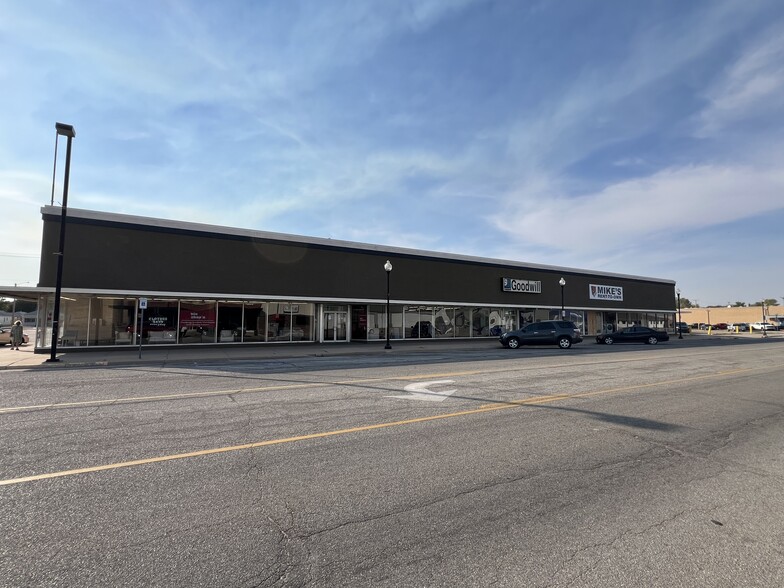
[590,284,624,301]
[502,278,542,293]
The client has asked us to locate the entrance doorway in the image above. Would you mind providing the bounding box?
[322,306,348,342]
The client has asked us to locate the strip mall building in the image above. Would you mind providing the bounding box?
[20,207,677,349]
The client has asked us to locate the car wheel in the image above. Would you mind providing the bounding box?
[604,336,614,345]
[507,337,520,349]
[558,336,572,349]
[647,336,659,345]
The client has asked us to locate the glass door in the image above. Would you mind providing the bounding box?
[323,306,349,342]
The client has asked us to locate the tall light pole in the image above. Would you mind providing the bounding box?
[676,288,683,339]
[558,277,566,320]
[762,302,767,339]
[384,260,393,349]
[46,122,76,363]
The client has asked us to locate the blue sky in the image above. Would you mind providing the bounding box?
[1,0,783,307]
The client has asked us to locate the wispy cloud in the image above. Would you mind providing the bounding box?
[490,163,784,253]
[697,27,784,136]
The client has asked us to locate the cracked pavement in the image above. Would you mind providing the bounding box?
[1,341,783,586]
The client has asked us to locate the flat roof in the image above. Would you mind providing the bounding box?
[42,206,675,285]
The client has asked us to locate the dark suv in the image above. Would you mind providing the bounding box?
[499,321,583,349]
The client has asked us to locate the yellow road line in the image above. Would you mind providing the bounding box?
[0,367,756,487]
[0,403,511,486]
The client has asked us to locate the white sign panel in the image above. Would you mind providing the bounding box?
[139,298,148,309]
[589,284,624,301]
[502,278,542,294]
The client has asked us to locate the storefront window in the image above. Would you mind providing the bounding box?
[367,305,385,340]
[267,303,289,341]
[604,312,618,333]
[648,313,657,329]
[566,310,585,334]
[37,295,54,348]
[472,307,490,337]
[434,307,455,338]
[534,308,552,322]
[144,299,178,344]
[178,301,216,344]
[499,309,517,334]
[488,308,515,336]
[90,297,137,345]
[30,293,671,349]
[404,306,419,338]
[519,310,535,330]
[351,306,367,340]
[408,306,434,338]
[389,305,403,339]
[293,303,315,341]
[453,307,470,337]
[265,302,314,342]
[59,297,90,347]
[243,303,266,342]
[217,302,243,343]
[627,312,642,327]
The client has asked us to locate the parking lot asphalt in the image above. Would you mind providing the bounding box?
[0,330,779,371]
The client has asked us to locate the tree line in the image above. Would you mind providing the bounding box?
[0,300,36,313]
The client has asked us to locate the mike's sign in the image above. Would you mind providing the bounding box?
[502,278,542,293]
[590,284,623,301]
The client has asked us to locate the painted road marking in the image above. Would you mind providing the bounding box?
[2,349,775,415]
[0,370,484,415]
[388,380,457,402]
[0,367,758,487]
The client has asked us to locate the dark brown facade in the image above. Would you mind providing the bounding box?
[39,207,675,311]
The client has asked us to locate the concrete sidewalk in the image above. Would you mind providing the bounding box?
[0,339,503,370]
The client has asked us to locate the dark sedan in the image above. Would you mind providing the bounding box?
[596,326,669,345]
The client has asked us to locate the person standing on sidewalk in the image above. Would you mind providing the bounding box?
[10,320,24,350]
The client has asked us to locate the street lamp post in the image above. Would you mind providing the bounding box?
[384,260,392,349]
[558,277,566,319]
[46,122,76,363]
[762,303,767,339]
[676,288,683,339]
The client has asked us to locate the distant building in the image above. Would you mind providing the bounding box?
[678,307,784,327]
[0,311,36,327]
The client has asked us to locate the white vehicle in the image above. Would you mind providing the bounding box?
[749,322,777,332]
[0,327,29,346]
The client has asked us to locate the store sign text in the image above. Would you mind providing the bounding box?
[502,278,542,294]
[589,284,624,301]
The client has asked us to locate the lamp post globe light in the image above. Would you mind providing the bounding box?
[384,260,392,349]
[558,277,566,319]
[676,288,683,339]
[46,122,76,363]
